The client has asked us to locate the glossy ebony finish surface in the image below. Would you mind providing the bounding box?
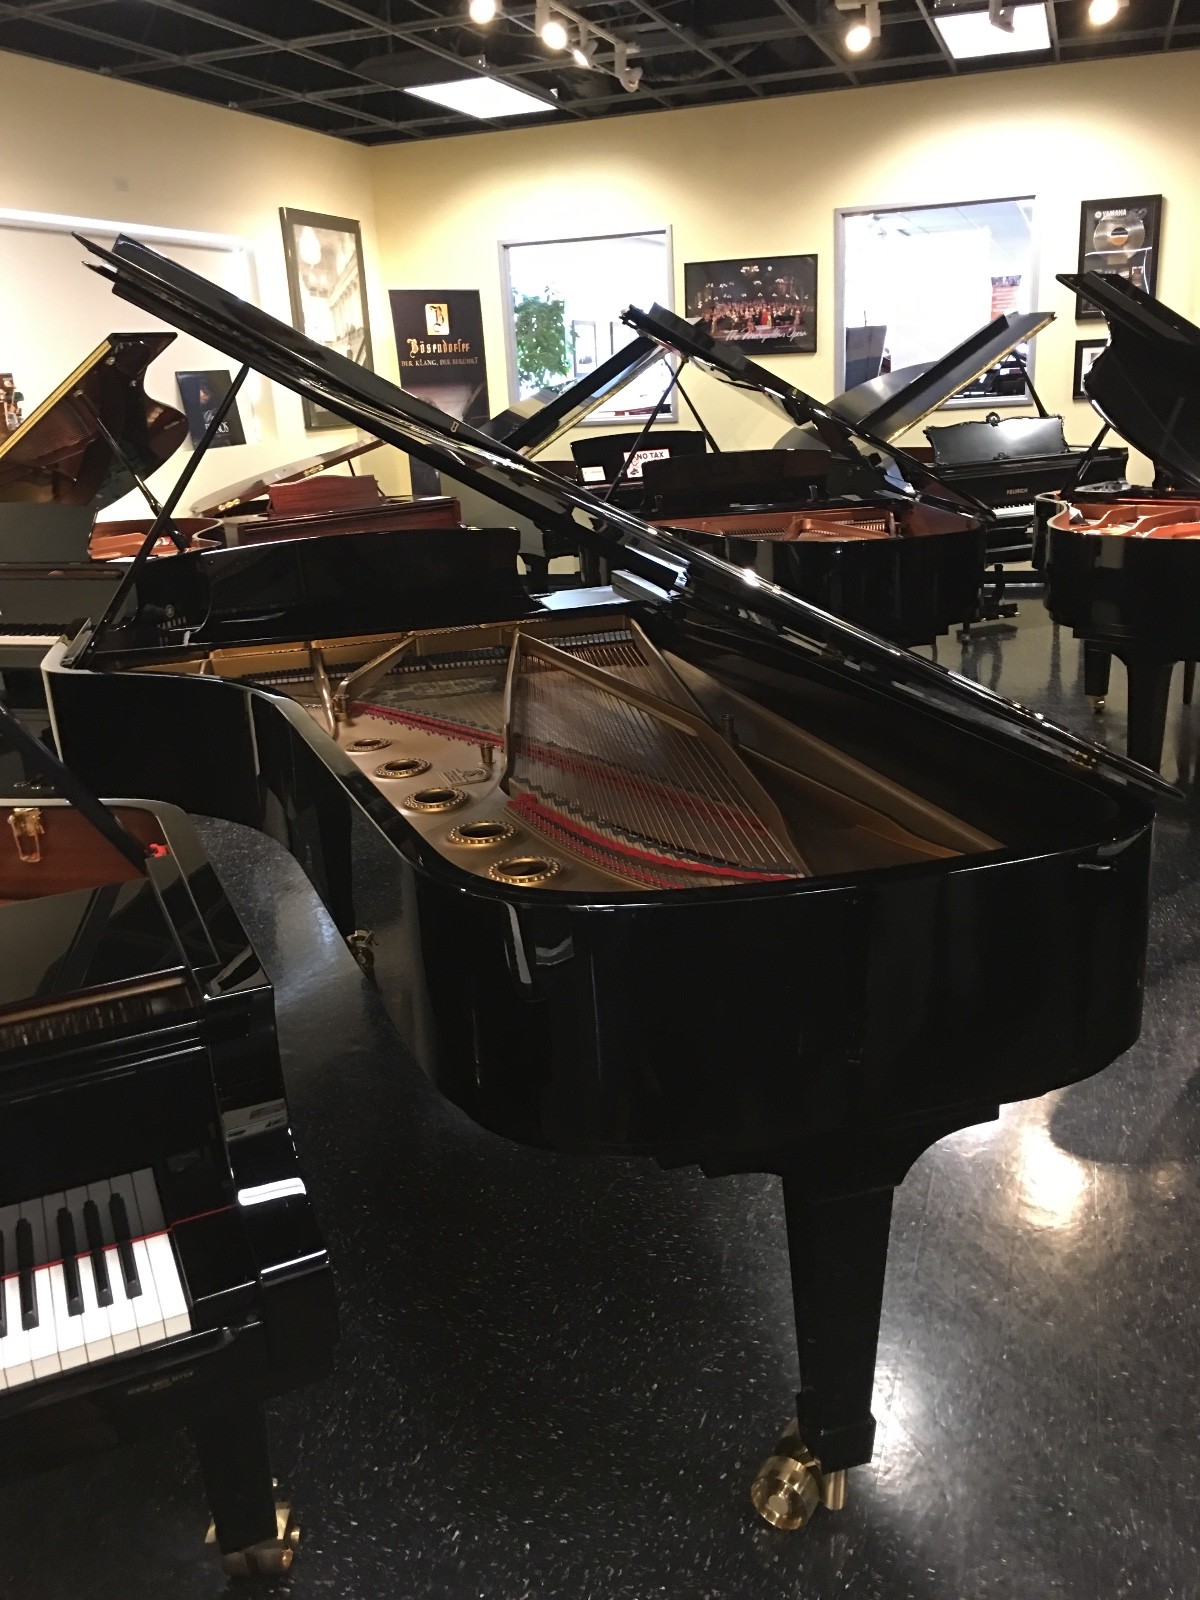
[0,795,336,1554]
[5,603,1197,1598]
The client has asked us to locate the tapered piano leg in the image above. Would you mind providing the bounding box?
[751,1180,894,1530]
[1120,654,1176,772]
[193,1404,299,1574]
[1083,641,1112,712]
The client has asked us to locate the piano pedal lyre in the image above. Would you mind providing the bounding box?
[205,1501,301,1578]
[750,1418,848,1532]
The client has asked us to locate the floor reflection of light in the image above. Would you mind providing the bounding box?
[1015,1120,1090,1230]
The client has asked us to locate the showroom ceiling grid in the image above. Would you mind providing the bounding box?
[0,0,1194,144]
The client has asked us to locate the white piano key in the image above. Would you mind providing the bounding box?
[128,1240,166,1347]
[47,1263,87,1371]
[40,1193,87,1372]
[103,1247,140,1355]
[2,1276,33,1389]
[27,1270,62,1379]
[113,1176,166,1347]
[142,1231,191,1339]
[131,1169,165,1234]
[76,1245,115,1364]
[19,1202,60,1380]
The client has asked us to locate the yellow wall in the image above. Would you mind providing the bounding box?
[3,44,1198,499]
[0,49,404,504]
[369,50,1200,482]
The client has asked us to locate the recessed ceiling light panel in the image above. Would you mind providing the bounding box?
[405,76,556,119]
[932,3,1051,59]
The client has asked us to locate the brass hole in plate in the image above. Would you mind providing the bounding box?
[375,757,431,779]
[448,819,516,847]
[349,737,391,753]
[488,855,562,885]
[404,786,468,813]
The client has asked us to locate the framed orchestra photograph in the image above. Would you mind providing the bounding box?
[1073,339,1107,400]
[280,206,374,430]
[1075,195,1162,320]
[683,254,817,354]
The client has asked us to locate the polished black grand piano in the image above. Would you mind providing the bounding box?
[43,235,1166,1532]
[0,705,336,1575]
[1037,271,1200,773]
[822,317,1128,560]
[0,333,207,714]
[615,304,991,647]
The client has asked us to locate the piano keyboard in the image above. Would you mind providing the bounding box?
[0,1168,190,1390]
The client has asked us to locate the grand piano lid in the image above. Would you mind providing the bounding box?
[79,233,1174,798]
[192,436,384,517]
[0,332,187,509]
[619,304,987,513]
[481,331,668,455]
[1056,271,1200,491]
[826,311,1054,440]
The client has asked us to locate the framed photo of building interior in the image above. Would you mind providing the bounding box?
[1073,339,1107,400]
[1075,195,1162,320]
[279,207,374,430]
[836,196,1038,402]
[683,255,817,354]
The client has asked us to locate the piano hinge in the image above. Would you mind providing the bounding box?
[7,806,44,863]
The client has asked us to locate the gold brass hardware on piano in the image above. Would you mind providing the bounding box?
[750,1418,848,1532]
[489,855,562,885]
[348,737,391,753]
[403,786,467,814]
[449,819,516,847]
[205,1502,300,1577]
[374,757,430,780]
[8,807,44,864]
[346,928,376,977]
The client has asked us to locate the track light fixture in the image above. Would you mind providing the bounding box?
[522,1,642,90]
[1087,0,1122,23]
[841,0,880,53]
[467,0,498,22]
[535,0,568,50]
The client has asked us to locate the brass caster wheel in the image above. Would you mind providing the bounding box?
[750,1419,848,1531]
[1089,696,1106,715]
[346,927,376,978]
[206,1503,300,1578]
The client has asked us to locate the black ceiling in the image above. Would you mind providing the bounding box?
[0,0,1194,145]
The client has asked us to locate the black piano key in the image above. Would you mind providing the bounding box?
[82,1199,112,1307]
[109,1193,140,1298]
[0,1231,6,1338]
[56,1208,84,1317]
[15,1219,37,1330]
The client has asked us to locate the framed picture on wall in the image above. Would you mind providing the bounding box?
[176,369,247,447]
[683,255,817,354]
[1075,196,1162,321]
[280,207,374,431]
[1073,339,1107,400]
[837,196,1038,403]
[500,228,674,422]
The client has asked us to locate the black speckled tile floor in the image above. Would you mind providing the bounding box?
[4,603,1200,1599]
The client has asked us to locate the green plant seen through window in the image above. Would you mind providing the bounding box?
[513,290,573,391]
